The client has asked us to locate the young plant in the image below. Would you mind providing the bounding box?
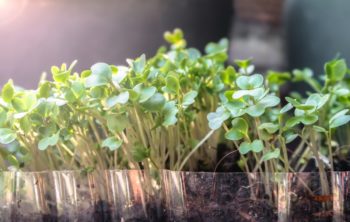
[206,58,350,199]
[0,29,230,172]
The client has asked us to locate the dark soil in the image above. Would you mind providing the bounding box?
[114,202,163,222]
[166,172,277,222]
[10,200,113,222]
[10,200,164,222]
[288,173,333,222]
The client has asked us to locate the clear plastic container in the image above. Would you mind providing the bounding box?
[282,172,339,222]
[13,171,57,222]
[0,171,15,222]
[109,170,163,222]
[1,170,349,221]
[162,170,280,222]
[53,170,112,221]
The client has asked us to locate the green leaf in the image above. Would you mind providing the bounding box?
[129,54,146,74]
[102,137,123,151]
[317,94,330,109]
[296,105,316,111]
[325,59,347,82]
[205,38,228,55]
[239,142,251,155]
[162,101,178,126]
[225,118,248,141]
[235,59,251,69]
[313,126,327,133]
[259,95,280,108]
[182,91,198,108]
[139,87,157,103]
[334,88,350,96]
[232,118,248,133]
[71,81,85,99]
[1,80,15,103]
[106,114,129,133]
[63,89,76,103]
[305,94,329,110]
[38,132,59,150]
[225,101,245,117]
[285,97,301,107]
[165,73,180,94]
[280,103,293,114]
[251,139,264,153]
[259,123,279,134]
[131,144,150,162]
[236,74,264,90]
[245,103,265,117]
[85,63,112,87]
[164,28,186,49]
[301,114,318,125]
[133,84,157,103]
[330,109,349,123]
[286,116,302,128]
[0,128,16,144]
[262,149,280,161]
[20,117,31,134]
[286,97,315,110]
[225,129,243,141]
[90,86,105,99]
[0,108,6,127]
[91,63,113,79]
[112,66,128,85]
[207,106,230,130]
[293,68,313,81]
[285,133,298,143]
[239,140,264,155]
[330,115,350,128]
[51,65,70,83]
[39,123,58,137]
[81,70,92,78]
[187,48,201,61]
[232,88,264,99]
[106,91,129,108]
[142,93,166,112]
[46,97,67,107]
[221,66,236,85]
[38,81,51,98]
[266,71,291,85]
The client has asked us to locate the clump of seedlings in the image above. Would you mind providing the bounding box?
[0,29,229,172]
[0,29,350,221]
[206,58,350,221]
[0,29,231,221]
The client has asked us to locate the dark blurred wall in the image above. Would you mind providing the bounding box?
[285,0,350,73]
[0,0,232,88]
[230,0,286,72]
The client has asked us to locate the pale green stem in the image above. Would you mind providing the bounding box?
[179,129,215,170]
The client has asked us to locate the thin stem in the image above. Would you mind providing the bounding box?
[326,130,334,172]
[179,130,215,170]
[279,136,290,172]
[309,128,330,195]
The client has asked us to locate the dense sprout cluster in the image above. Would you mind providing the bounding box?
[0,29,229,171]
[0,29,350,177]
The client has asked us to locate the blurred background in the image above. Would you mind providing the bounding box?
[1,0,350,88]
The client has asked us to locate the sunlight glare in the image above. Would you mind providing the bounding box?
[0,0,27,25]
[0,0,8,8]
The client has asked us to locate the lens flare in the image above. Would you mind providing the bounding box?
[0,0,27,25]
